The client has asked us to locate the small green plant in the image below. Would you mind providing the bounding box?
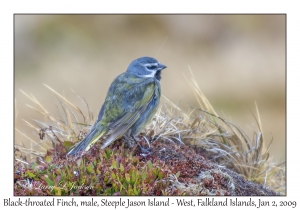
[14,141,174,196]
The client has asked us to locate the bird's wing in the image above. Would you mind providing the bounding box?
[94,74,157,148]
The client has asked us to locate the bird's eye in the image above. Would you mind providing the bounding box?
[145,63,158,70]
[147,65,157,70]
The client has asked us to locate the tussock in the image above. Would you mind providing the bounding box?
[15,76,285,194]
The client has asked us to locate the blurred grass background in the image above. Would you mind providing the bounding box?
[14,14,285,162]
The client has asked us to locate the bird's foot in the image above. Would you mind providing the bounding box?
[137,144,152,153]
[129,135,152,155]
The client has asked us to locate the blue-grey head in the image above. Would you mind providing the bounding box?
[126,57,167,81]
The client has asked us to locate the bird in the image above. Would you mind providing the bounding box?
[67,56,167,156]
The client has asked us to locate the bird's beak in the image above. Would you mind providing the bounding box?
[158,63,167,70]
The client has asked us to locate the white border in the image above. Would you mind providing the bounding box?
[1,0,299,209]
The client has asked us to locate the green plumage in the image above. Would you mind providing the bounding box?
[67,56,165,156]
[67,73,160,155]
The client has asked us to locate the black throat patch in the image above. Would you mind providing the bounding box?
[155,71,162,81]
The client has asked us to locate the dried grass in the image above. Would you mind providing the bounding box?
[15,75,285,194]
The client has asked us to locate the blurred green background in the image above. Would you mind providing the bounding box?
[14,15,285,162]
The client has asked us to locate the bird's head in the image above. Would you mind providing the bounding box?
[126,57,167,81]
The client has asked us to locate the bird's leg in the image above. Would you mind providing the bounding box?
[123,135,135,148]
[131,135,151,153]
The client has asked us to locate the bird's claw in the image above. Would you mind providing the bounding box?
[138,145,152,153]
[136,144,152,157]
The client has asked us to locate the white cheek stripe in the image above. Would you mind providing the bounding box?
[143,69,157,78]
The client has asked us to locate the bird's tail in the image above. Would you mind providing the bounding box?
[66,128,106,156]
